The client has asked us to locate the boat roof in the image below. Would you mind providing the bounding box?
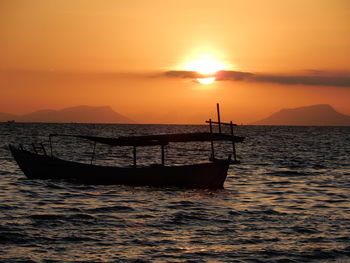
[49,132,244,147]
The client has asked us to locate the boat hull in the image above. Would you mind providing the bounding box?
[9,146,230,189]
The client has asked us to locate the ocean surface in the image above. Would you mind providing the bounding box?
[0,123,349,263]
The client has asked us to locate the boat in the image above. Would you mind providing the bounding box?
[9,104,245,189]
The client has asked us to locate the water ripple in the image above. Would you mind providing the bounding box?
[0,124,349,262]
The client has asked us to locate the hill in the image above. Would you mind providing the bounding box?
[0,105,135,124]
[250,104,350,126]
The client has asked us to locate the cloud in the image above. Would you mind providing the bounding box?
[251,74,350,87]
[163,70,350,87]
[215,70,253,81]
[3,69,349,87]
[164,70,202,79]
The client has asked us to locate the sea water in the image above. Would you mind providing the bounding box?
[0,123,349,262]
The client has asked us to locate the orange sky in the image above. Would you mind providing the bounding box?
[1,0,350,123]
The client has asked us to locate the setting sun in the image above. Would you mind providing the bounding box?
[184,58,227,75]
[182,55,228,84]
[197,77,216,85]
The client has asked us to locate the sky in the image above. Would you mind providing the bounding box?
[1,0,350,124]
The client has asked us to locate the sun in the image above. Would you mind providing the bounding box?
[182,55,228,84]
[184,58,227,75]
[197,77,216,84]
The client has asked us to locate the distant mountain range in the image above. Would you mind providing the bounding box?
[250,104,350,126]
[0,105,135,124]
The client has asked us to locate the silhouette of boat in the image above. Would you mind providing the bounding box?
[9,104,244,189]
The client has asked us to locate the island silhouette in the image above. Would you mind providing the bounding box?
[250,104,350,126]
[0,105,135,124]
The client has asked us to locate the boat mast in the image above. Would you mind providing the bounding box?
[209,118,215,159]
[211,103,238,162]
[217,103,222,133]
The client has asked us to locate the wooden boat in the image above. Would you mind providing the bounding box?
[9,104,245,189]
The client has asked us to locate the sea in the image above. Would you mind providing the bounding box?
[0,123,349,263]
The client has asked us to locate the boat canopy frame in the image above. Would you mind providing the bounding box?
[48,103,243,166]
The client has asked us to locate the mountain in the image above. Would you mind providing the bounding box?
[250,104,350,126]
[0,106,135,124]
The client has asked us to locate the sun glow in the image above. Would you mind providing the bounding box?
[197,77,216,84]
[182,54,228,84]
[184,58,227,75]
